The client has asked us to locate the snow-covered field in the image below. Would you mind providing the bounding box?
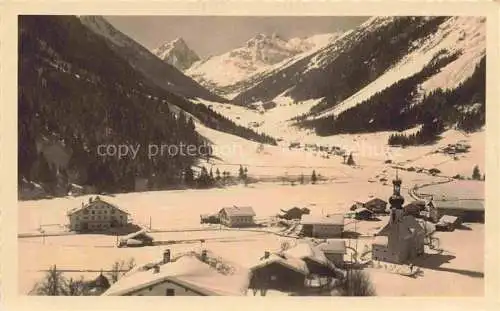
[20,89,485,297]
[19,174,484,296]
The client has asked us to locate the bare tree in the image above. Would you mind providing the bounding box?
[30,265,67,296]
[107,258,136,283]
[337,270,376,296]
[64,276,87,296]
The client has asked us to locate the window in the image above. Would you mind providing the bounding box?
[92,211,95,215]
[111,210,115,214]
[83,210,89,215]
[83,216,88,220]
[91,216,95,220]
[76,216,80,220]
[166,288,175,296]
[148,287,153,291]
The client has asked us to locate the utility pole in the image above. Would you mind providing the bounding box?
[149,216,152,231]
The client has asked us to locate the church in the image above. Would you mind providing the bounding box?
[372,174,425,264]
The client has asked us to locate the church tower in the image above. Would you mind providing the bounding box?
[388,169,405,224]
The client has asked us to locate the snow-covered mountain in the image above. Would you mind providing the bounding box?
[233,17,485,111]
[185,32,341,97]
[153,38,200,71]
[79,16,226,103]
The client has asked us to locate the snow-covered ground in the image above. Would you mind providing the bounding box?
[19,181,484,296]
[192,99,484,180]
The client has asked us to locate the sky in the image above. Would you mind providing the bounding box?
[104,16,369,58]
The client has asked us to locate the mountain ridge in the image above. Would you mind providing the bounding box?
[153,37,201,71]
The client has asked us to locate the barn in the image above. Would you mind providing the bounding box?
[248,252,308,292]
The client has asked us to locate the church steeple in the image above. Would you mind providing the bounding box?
[389,169,404,209]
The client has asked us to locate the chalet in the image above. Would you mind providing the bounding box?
[279,207,310,220]
[363,198,388,214]
[372,178,425,264]
[219,206,256,227]
[317,240,347,267]
[404,200,427,217]
[432,199,484,223]
[248,251,308,293]
[283,242,339,277]
[86,273,111,296]
[355,208,374,220]
[436,215,460,231]
[300,214,344,238]
[103,250,250,296]
[67,196,129,232]
[118,229,154,247]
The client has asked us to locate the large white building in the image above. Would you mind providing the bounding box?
[67,196,129,232]
[219,206,256,227]
[300,214,344,238]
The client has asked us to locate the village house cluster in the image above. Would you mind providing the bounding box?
[102,240,347,296]
[62,172,484,295]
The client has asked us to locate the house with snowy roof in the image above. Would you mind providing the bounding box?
[357,197,388,214]
[67,196,130,232]
[317,240,347,267]
[248,251,309,293]
[283,242,340,277]
[118,229,154,247]
[219,206,256,227]
[300,214,344,238]
[102,249,250,296]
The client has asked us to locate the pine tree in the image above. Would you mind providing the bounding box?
[347,153,355,166]
[239,165,245,180]
[184,167,194,186]
[209,168,214,182]
[215,168,221,181]
[472,165,481,180]
[311,170,317,184]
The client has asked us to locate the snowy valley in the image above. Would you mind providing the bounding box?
[17,15,486,298]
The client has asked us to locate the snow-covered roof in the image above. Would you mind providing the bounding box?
[120,229,153,242]
[301,214,344,226]
[220,206,256,217]
[283,242,330,267]
[317,240,347,254]
[439,215,459,224]
[249,254,309,275]
[103,254,250,296]
[376,215,425,237]
[68,196,130,216]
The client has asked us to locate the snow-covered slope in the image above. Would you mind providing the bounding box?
[314,16,486,119]
[233,17,485,114]
[186,33,339,96]
[153,38,200,71]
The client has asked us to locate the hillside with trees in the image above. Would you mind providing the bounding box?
[18,16,275,196]
[300,53,485,144]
